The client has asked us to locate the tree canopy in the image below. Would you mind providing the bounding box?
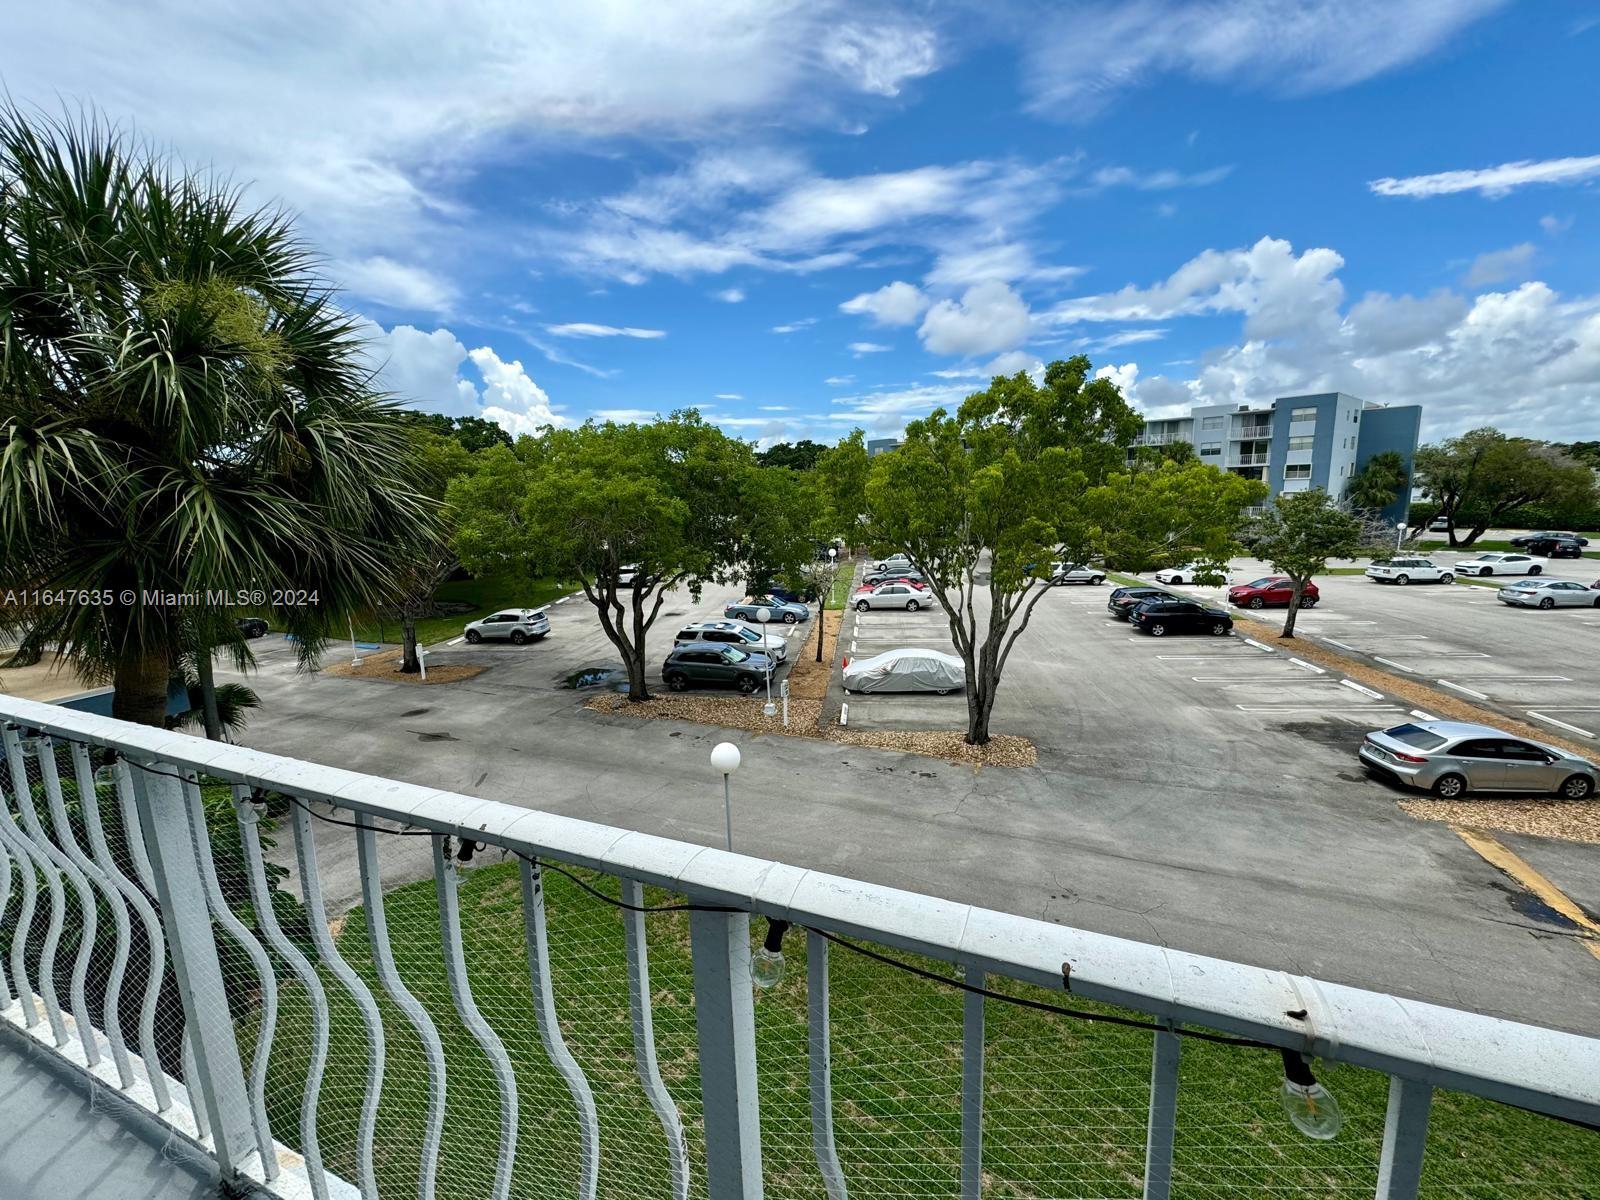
[1248,489,1364,638]
[864,357,1145,745]
[1414,428,1595,547]
[1345,450,1410,515]
[757,439,828,472]
[1085,460,1267,574]
[0,107,436,725]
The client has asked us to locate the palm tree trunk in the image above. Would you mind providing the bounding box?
[112,649,172,728]
[400,618,420,673]
[195,648,223,740]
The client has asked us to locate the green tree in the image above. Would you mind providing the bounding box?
[0,108,436,725]
[865,358,1142,745]
[1085,460,1267,573]
[450,413,750,701]
[812,431,871,549]
[391,431,477,673]
[1345,450,1410,514]
[1248,489,1364,638]
[1414,428,1595,547]
[758,439,827,471]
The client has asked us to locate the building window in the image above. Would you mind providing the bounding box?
[1288,436,1314,452]
[1290,406,1317,422]
[1200,442,1222,456]
[1284,463,1312,480]
[1201,416,1223,430]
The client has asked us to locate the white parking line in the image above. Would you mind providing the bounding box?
[1526,712,1596,738]
[1340,679,1386,699]
[446,636,465,646]
[1190,674,1300,682]
[1437,679,1490,700]
[1410,709,1438,721]
[1372,656,1418,674]
[1324,638,1355,651]
[1236,704,1401,713]
[1288,658,1326,674]
[1440,674,1573,682]
[1241,637,1275,652]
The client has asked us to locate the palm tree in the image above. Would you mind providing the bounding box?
[0,107,437,726]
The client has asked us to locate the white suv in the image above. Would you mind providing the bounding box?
[674,620,788,661]
[1365,558,1454,585]
[1049,562,1107,585]
[464,608,551,644]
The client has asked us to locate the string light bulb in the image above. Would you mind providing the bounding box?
[751,919,789,989]
[1279,1050,1342,1140]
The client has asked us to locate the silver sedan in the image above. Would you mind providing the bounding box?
[1497,579,1600,609]
[854,583,931,611]
[1358,720,1596,800]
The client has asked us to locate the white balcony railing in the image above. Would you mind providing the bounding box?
[1,694,1598,1200]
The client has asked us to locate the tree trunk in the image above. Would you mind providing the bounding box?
[1280,580,1304,639]
[399,617,420,674]
[966,678,995,746]
[815,597,826,662]
[627,585,652,702]
[112,648,172,728]
[195,648,223,740]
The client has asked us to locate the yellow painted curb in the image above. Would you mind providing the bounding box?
[1451,825,1600,963]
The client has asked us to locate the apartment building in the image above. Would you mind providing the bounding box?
[1133,392,1421,523]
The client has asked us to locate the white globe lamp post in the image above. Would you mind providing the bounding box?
[710,741,741,851]
[755,606,776,718]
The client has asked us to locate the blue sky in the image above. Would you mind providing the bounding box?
[6,0,1599,443]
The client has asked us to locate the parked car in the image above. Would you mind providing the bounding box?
[464,608,551,644]
[1127,596,1234,637]
[1364,557,1454,585]
[1452,551,1542,577]
[1517,536,1584,559]
[856,576,928,594]
[842,647,965,694]
[757,583,817,604]
[865,566,926,586]
[235,616,270,638]
[1510,530,1590,548]
[855,582,930,611]
[674,620,788,660]
[1153,563,1224,585]
[1496,579,1600,609]
[723,596,809,624]
[1049,562,1106,585]
[872,555,914,574]
[1427,516,1451,532]
[661,645,774,694]
[1358,720,1596,800]
[1228,577,1318,609]
[1106,586,1178,620]
[615,563,645,587]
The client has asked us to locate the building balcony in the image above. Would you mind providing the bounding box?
[2,695,1598,1200]
[1233,453,1271,466]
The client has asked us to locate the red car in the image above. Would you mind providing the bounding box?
[855,576,928,594]
[1227,576,1319,609]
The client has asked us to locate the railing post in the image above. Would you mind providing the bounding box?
[1375,1076,1432,1200]
[960,967,984,1200]
[128,760,256,1175]
[689,908,764,1199]
[1143,1026,1181,1200]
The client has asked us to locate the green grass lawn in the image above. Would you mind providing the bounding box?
[350,573,578,647]
[1421,538,1599,560]
[825,567,854,610]
[239,862,1599,1200]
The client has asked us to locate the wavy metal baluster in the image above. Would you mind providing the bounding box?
[101,761,173,1112]
[356,812,446,1200]
[240,794,330,1200]
[434,835,518,1200]
[619,877,689,1200]
[15,733,102,1066]
[0,827,12,1010]
[49,743,135,1087]
[0,726,66,1044]
[184,1033,211,1141]
[807,930,849,1200]
[292,802,385,1200]
[520,859,599,1200]
[171,775,281,1178]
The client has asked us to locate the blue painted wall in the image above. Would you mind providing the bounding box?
[1355,405,1423,526]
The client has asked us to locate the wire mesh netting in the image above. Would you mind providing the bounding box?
[2,744,1599,1199]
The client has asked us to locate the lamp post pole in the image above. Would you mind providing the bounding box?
[757,607,776,718]
[818,547,837,663]
[710,742,741,851]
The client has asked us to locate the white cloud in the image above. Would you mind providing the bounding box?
[1095,362,1139,395]
[1541,214,1575,235]
[1092,239,1600,440]
[1092,328,1168,351]
[714,287,746,303]
[1464,243,1535,288]
[1022,0,1505,117]
[1087,165,1233,190]
[840,281,928,325]
[824,375,854,385]
[820,20,939,96]
[715,392,744,400]
[759,405,791,411]
[918,280,1032,355]
[468,347,566,434]
[923,242,1086,288]
[336,256,457,313]
[1370,155,1600,199]
[544,322,666,339]
[828,381,970,432]
[850,342,893,355]
[772,318,818,333]
[359,324,480,414]
[592,408,659,423]
[986,350,1042,376]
